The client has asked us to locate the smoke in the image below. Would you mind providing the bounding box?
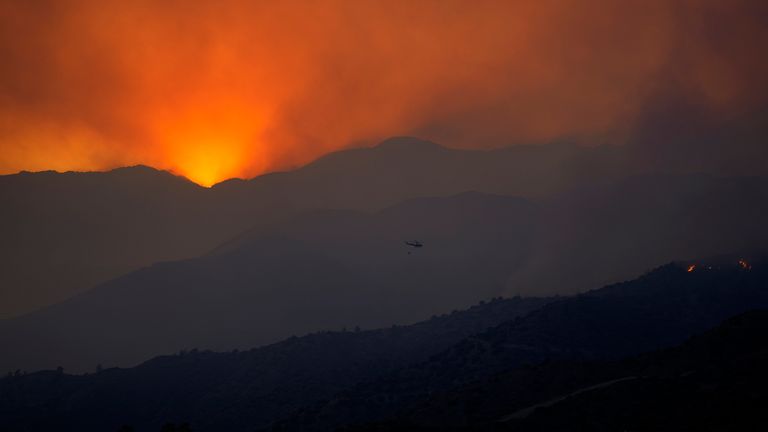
[1,0,766,185]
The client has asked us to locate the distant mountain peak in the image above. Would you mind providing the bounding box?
[106,165,203,186]
[108,164,160,173]
[9,164,172,179]
[108,164,173,178]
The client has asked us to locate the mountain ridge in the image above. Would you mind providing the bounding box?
[0,136,625,318]
[2,258,766,431]
[270,258,768,431]
[1,137,461,187]
[2,173,766,371]
[0,296,551,432]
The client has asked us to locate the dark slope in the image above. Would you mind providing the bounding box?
[214,137,627,210]
[505,309,768,432]
[0,297,549,432]
[272,259,768,431]
[0,166,200,317]
[339,310,768,432]
[0,138,622,318]
[0,192,541,372]
[3,136,765,320]
[0,259,765,432]
[0,166,288,318]
[3,172,768,372]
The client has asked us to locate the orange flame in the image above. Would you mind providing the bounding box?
[687,264,697,272]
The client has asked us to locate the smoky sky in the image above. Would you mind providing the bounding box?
[0,0,767,185]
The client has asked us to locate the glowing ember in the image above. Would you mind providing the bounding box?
[687,264,696,272]
[738,259,752,270]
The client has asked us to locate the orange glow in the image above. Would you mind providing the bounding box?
[738,259,752,270]
[1,1,767,185]
[150,100,273,186]
[687,264,697,273]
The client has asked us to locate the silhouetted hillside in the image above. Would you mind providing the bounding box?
[0,138,623,318]
[330,309,768,431]
[2,172,767,372]
[216,137,627,210]
[271,259,768,431]
[0,297,549,432]
[3,136,764,324]
[500,309,768,432]
[0,166,288,318]
[0,192,540,372]
[0,259,765,431]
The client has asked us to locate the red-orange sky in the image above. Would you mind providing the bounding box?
[1,0,766,186]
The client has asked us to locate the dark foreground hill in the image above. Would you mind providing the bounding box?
[1,258,766,432]
[338,309,768,432]
[271,258,768,431]
[0,297,549,432]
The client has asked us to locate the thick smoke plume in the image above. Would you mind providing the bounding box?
[1,0,766,185]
